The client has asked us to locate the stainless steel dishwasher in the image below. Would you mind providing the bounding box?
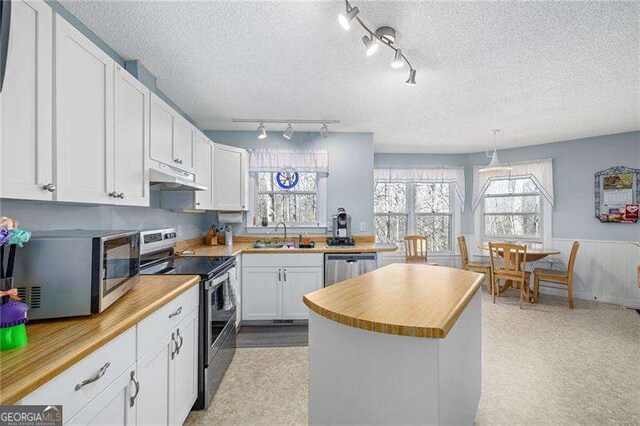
[324,253,378,286]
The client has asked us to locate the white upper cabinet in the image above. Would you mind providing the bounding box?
[113,64,149,207]
[173,117,194,171]
[149,93,195,173]
[194,133,214,210]
[149,93,174,166]
[213,144,248,211]
[0,0,53,201]
[54,15,114,204]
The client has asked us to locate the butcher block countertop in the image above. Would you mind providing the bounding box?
[303,264,483,339]
[0,275,200,405]
[180,240,397,257]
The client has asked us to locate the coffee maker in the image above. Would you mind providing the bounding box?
[327,207,355,246]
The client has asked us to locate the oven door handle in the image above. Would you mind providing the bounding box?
[206,272,230,290]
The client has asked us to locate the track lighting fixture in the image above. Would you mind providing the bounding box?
[233,119,341,140]
[339,1,416,85]
[338,5,359,31]
[283,124,294,140]
[405,68,416,85]
[362,35,379,56]
[320,124,329,139]
[391,49,404,68]
[257,123,267,140]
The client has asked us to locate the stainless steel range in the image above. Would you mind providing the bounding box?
[139,228,237,410]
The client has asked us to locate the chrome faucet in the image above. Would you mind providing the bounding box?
[275,221,287,243]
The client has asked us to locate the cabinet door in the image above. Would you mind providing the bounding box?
[67,367,136,426]
[282,267,323,320]
[113,64,149,207]
[149,94,174,166]
[136,334,173,426]
[172,118,194,172]
[213,144,246,211]
[172,308,198,426]
[54,15,114,204]
[0,0,53,201]
[242,267,282,320]
[194,134,213,210]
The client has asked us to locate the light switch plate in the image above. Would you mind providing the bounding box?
[359,222,367,232]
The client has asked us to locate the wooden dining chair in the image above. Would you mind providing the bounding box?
[457,236,492,292]
[533,242,580,309]
[404,235,438,266]
[488,242,531,308]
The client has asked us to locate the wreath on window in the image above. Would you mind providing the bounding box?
[276,169,299,190]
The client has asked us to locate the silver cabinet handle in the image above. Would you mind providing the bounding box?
[178,159,183,164]
[176,328,184,354]
[129,371,140,407]
[171,332,178,360]
[118,193,125,199]
[109,191,119,198]
[278,269,282,282]
[169,306,182,318]
[283,269,287,282]
[195,202,201,206]
[75,362,110,391]
[173,159,179,163]
[42,183,56,193]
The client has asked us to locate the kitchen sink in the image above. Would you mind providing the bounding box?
[251,242,295,249]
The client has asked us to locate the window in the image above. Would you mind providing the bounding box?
[482,178,542,241]
[374,181,454,252]
[253,172,324,226]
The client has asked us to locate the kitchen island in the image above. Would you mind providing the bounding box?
[303,263,484,425]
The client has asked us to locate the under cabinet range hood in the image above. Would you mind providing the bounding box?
[149,163,207,191]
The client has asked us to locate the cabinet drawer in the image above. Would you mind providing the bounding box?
[21,327,136,422]
[242,253,323,268]
[137,284,199,357]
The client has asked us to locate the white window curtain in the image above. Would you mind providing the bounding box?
[249,149,329,176]
[374,167,466,211]
[472,158,554,211]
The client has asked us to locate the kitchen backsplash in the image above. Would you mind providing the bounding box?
[0,196,216,241]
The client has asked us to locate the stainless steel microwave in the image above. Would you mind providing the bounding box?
[14,230,140,320]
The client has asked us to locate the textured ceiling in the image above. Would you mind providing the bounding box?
[59,0,640,153]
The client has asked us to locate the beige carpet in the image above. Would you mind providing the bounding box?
[186,291,640,425]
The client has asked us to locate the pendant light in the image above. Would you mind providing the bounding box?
[391,49,404,68]
[478,129,512,173]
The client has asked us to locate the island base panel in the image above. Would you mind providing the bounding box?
[308,291,481,425]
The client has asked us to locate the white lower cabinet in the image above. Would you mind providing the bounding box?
[135,334,172,426]
[67,367,137,426]
[136,307,198,426]
[282,267,324,320]
[20,287,199,426]
[172,309,199,425]
[242,254,323,321]
[242,267,282,321]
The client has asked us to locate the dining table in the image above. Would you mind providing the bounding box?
[480,245,561,302]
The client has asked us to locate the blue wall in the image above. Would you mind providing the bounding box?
[205,131,375,235]
[376,131,640,241]
[0,199,210,240]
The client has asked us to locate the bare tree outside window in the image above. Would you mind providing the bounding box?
[482,178,542,240]
[256,172,318,225]
[374,180,454,252]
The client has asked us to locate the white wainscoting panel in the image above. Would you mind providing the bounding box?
[550,239,640,306]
